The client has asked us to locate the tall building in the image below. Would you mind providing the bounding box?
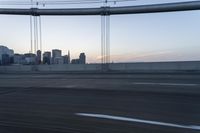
[0,45,14,65]
[63,51,70,64]
[79,53,86,64]
[43,51,51,65]
[52,49,62,64]
[36,50,42,64]
[1,54,10,65]
[63,55,70,64]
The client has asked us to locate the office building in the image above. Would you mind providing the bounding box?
[63,51,70,64]
[43,51,51,65]
[36,50,42,64]
[1,54,10,65]
[79,53,86,64]
[63,55,70,64]
[0,45,14,65]
[52,49,62,64]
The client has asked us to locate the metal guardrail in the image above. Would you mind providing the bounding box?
[0,1,200,16]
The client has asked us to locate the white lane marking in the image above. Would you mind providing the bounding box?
[132,82,198,86]
[76,113,200,130]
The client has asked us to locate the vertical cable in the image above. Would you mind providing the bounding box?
[104,16,106,64]
[36,16,39,52]
[33,16,37,54]
[39,16,42,63]
[101,15,106,65]
[101,0,105,67]
[39,16,42,52]
[105,15,108,64]
[101,1,111,70]
[101,15,104,64]
[106,15,110,64]
[101,0,110,71]
[101,15,103,65]
[30,16,33,53]
[30,0,33,53]
[103,16,106,64]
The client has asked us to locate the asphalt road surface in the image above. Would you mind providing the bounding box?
[0,73,200,133]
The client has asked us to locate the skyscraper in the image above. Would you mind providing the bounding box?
[0,45,14,65]
[63,55,70,64]
[43,51,51,65]
[63,50,71,64]
[52,49,62,64]
[36,50,42,64]
[79,53,86,64]
[2,54,10,65]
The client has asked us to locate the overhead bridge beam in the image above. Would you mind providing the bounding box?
[0,1,200,16]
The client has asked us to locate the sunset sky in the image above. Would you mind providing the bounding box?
[0,0,200,63]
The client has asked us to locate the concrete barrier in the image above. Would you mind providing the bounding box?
[109,61,200,72]
[36,64,101,71]
[0,61,200,73]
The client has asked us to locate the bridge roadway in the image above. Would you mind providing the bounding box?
[0,73,200,133]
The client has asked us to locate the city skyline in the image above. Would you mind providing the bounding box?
[0,0,200,63]
[0,45,86,65]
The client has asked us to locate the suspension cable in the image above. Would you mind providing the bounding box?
[30,16,33,53]
[0,0,137,6]
[39,16,42,52]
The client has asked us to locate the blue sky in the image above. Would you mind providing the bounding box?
[0,0,200,63]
